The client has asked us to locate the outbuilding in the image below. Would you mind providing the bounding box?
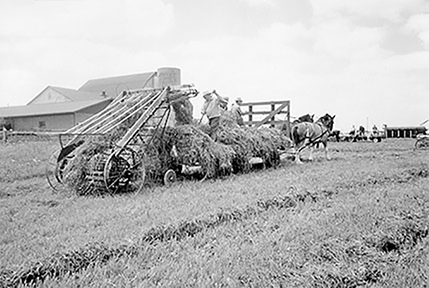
[0,99,111,131]
[0,67,181,131]
[384,126,427,138]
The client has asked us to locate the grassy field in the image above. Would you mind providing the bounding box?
[0,139,428,287]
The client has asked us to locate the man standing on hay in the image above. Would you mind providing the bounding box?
[231,97,244,126]
[201,90,227,139]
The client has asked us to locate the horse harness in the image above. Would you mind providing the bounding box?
[297,121,331,152]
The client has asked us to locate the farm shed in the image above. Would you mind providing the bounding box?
[0,99,111,131]
[78,67,180,98]
[27,86,107,105]
[384,126,427,138]
[0,67,181,131]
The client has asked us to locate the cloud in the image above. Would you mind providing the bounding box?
[0,69,38,106]
[406,13,429,48]
[237,0,276,7]
[312,18,388,60]
[310,0,426,22]
[0,0,427,131]
[0,0,173,105]
[0,0,173,41]
[176,17,428,130]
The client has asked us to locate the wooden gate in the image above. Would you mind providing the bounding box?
[240,100,290,133]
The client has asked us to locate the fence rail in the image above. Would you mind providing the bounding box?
[1,130,62,144]
[240,100,290,133]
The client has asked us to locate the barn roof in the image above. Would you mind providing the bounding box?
[0,99,111,118]
[386,126,427,130]
[27,86,105,105]
[48,86,105,102]
[78,72,156,98]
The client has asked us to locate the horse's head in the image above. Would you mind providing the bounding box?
[298,114,314,123]
[292,113,314,125]
[317,113,335,131]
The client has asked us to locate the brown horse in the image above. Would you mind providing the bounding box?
[292,114,314,125]
[291,113,335,163]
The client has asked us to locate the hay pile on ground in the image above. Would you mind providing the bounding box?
[61,105,292,195]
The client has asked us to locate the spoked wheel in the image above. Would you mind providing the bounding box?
[45,149,69,192]
[103,148,146,194]
[199,169,210,182]
[77,152,110,196]
[163,169,177,186]
[415,138,429,149]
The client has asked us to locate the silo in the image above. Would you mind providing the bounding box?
[156,67,181,88]
[153,67,182,127]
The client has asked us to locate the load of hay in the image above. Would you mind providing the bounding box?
[216,111,292,172]
[61,99,292,195]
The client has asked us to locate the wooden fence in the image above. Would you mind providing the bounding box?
[240,100,290,133]
[1,130,60,144]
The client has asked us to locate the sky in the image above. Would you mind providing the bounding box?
[0,0,428,132]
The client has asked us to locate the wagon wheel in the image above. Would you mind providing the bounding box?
[199,169,210,182]
[415,139,423,149]
[163,169,177,186]
[45,149,69,192]
[415,138,429,149]
[103,148,146,194]
[77,152,110,196]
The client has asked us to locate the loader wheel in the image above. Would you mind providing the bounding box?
[103,149,145,194]
[46,149,70,192]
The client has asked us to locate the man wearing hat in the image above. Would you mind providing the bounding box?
[220,96,229,111]
[231,97,244,126]
[200,90,227,139]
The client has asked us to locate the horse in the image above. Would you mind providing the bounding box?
[279,114,314,133]
[291,114,314,125]
[291,113,335,164]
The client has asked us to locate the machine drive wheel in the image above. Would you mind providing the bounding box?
[103,148,146,194]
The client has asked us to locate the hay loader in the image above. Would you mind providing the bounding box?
[46,85,198,194]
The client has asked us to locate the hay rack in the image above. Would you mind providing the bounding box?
[46,84,198,194]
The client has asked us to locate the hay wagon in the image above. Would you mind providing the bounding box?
[238,99,294,161]
[45,84,198,194]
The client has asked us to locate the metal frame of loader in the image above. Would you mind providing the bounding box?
[46,84,198,194]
